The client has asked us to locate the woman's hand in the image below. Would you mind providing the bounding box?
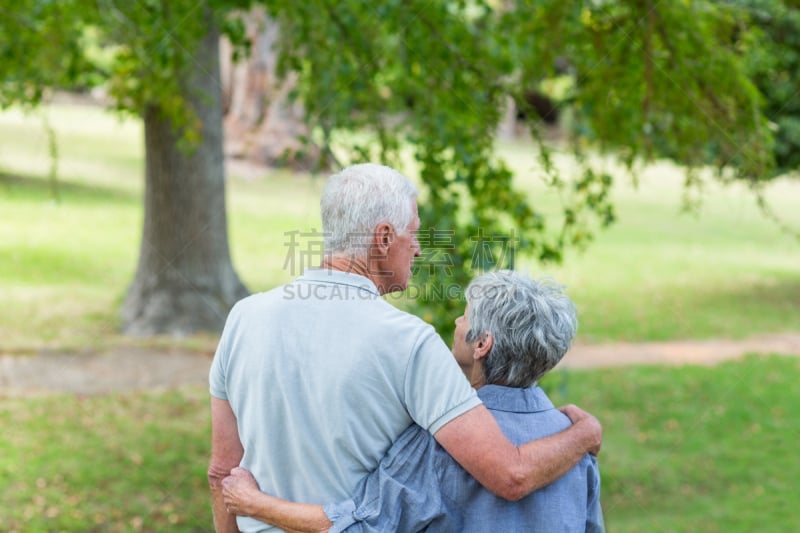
[222,467,262,517]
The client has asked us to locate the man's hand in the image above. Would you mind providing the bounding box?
[222,467,262,517]
[558,404,602,456]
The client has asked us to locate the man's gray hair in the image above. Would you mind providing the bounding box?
[465,270,578,388]
[321,163,418,257]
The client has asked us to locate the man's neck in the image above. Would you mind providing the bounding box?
[320,254,374,283]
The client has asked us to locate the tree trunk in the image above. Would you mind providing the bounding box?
[221,8,319,169]
[121,17,248,336]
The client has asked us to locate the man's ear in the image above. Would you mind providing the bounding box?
[474,332,493,361]
[373,222,395,255]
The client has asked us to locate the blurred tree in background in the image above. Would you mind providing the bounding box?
[1,0,252,335]
[728,0,800,176]
[0,0,784,337]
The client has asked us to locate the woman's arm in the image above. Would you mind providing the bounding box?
[222,468,332,533]
[222,425,449,533]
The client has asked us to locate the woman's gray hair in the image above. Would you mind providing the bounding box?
[321,163,418,257]
[465,270,578,388]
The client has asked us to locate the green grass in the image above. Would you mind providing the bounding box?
[547,354,799,532]
[500,143,800,341]
[2,356,796,532]
[0,387,213,532]
[1,102,799,351]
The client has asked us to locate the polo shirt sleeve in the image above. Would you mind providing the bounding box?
[322,425,451,532]
[403,327,482,434]
[209,303,237,400]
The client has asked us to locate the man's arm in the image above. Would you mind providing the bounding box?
[434,403,601,501]
[208,397,245,533]
[223,468,331,533]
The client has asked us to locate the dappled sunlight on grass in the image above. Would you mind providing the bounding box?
[0,171,139,204]
[0,105,142,192]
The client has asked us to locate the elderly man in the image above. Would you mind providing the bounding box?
[208,164,601,533]
[221,271,604,532]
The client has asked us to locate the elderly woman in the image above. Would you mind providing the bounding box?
[223,270,604,532]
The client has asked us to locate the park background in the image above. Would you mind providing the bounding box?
[2,1,799,532]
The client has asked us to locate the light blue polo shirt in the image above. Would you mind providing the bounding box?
[210,269,481,533]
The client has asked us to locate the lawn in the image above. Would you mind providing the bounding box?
[499,141,800,342]
[1,102,799,532]
[548,354,800,532]
[0,387,212,532]
[2,355,797,532]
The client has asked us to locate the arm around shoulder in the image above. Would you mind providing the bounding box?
[559,404,603,455]
[434,404,602,501]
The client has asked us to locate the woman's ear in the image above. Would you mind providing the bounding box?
[474,332,493,361]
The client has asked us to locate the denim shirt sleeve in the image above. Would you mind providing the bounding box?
[586,455,605,533]
[323,424,448,532]
[319,499,354,533]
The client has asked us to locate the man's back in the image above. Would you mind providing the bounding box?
[210,269,480,532]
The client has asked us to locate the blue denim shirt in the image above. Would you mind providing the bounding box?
[324,385,604,532]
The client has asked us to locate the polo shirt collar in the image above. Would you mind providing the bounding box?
[299,268,381,297]
[477,384,555,414]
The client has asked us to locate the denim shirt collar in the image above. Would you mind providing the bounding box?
[476,384,555,414]
[299,268,381,297]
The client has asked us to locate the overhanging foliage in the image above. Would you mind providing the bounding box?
[0,0,786,336]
